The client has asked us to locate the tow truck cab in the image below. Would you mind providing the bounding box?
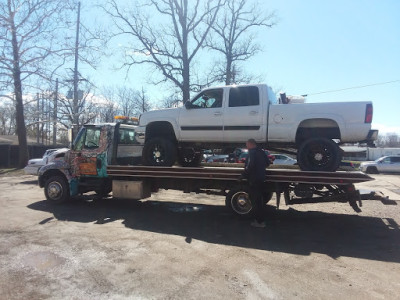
[38,121,142,202]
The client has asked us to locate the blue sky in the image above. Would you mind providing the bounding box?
[81,0,400,133]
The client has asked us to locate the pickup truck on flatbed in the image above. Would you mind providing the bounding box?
[136,84,378,171]
[38,121,374,218]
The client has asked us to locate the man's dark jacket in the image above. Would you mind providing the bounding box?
[242,147,270,184]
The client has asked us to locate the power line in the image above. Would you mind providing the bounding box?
[301,80,400,97]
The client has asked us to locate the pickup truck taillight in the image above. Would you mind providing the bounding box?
[365,104,373,123]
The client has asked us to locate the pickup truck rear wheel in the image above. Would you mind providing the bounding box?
[178,148,203,167]
[142,137,177,166]
[44,175,70,204]
[297,137,341,172]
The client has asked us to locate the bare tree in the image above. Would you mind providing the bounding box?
[57,82,99,130]
[103,0,224,103]
[100,85,152,119]
[0,0,74,167]
[386,133,400,148]
[375,132,400,148]
[0,99,16,135]
[206,0,276,85]
[96,100,119,123]
[137,87,151,114]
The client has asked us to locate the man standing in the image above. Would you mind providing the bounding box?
[241,138,270,228]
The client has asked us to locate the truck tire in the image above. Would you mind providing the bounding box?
[142,137,177,166]
[44,175,70,204]
[297,137,341,172]
[178,148,203,167]
[225,188,272,218]
[366,166,379,174]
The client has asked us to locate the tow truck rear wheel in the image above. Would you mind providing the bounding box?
[178,148,203,167]
[44,175,70,204]
[225,188,273,218]
[297,137,341,172]
[142,137,177,166]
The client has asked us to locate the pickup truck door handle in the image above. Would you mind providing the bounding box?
[250,111,259,115]
[214,111,222,116]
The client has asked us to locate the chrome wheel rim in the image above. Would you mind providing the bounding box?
[231,191,252,215]
[48,181,63,200]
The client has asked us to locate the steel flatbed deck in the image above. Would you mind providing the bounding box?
[107,165,373,185]
[107,165,374,215]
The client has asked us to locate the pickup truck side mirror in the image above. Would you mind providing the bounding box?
[185,101,193,109]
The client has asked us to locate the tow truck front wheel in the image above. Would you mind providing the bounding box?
[297,137,341,172]
[142,137,177,166]
[44,175,70,204]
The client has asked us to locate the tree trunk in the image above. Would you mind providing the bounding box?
[225,56,233,85]
[10,7,29,168]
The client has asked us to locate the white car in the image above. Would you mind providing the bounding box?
[206,154,229,163]
[24,148,68,175]
[271,154,297,165]
[360,155,400,174]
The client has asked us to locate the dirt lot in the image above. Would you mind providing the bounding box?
[0,173,400,299]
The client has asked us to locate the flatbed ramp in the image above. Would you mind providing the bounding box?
[107,165,374,216]
[107,165,373,185]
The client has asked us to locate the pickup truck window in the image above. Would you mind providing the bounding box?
[229,86,259,107]
[190,89,223,108]
[267,87,278,104]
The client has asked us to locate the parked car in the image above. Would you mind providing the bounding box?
[360,156,400,174]
[339,161,356,171]
[235,149,275,164]
[202,149,214,162]
[271,154,297,165]
[206,154,229,163]
[24,148,69,175]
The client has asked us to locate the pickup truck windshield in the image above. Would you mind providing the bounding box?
[267,87,278,104]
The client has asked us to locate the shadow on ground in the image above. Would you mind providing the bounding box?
[28,197,400,263]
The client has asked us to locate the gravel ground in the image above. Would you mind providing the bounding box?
[0,173,399,299]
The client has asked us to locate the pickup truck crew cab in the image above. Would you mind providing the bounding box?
[136,84,377,171]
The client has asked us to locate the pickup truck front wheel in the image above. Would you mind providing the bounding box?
[142,137,177,166]
[178,148,203,167]
[297,137,341,172]
[44,175,70,204]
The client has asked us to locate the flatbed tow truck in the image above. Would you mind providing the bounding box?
[38,120,374,217]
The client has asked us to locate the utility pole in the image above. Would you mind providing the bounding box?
[41,93,44,144]
[36,93,39,144]
[73,2,81,129]
[53,78,58,146]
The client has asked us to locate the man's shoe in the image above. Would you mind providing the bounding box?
[251,220,266,228]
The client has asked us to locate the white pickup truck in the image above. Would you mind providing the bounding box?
[136,84,377,171]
